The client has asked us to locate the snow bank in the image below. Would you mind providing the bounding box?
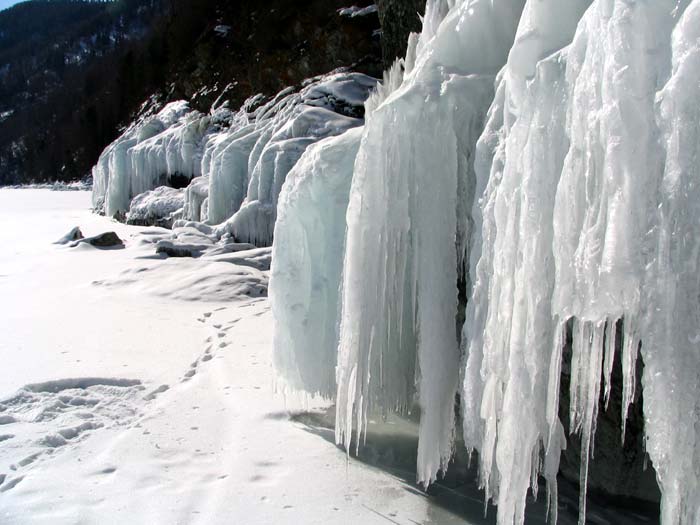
[92,72,377,246]
[6,180,92,191]
[271,0,700,523]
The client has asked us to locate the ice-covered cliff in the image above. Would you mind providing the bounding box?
[271,1,700,524]
[92,71,377,245]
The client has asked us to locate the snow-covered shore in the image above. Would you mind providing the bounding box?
[0,189,464,524]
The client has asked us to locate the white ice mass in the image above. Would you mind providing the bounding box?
[92,72,377,245]
[269,1,700,524]
[87,0,700,523]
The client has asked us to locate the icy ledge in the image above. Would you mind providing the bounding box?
[272,0,700,524]
[91,71,377,245]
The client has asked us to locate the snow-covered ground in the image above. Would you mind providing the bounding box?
[0,189,485,524]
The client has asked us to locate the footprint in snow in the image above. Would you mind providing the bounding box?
[0,378,155,480]
[0,475,23,493]
[143,384,169,401]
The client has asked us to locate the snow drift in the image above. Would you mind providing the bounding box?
[92,72,377,245]
[272,0,700,524]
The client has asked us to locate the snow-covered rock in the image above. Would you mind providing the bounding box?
[155,226,215,258]
[338,5,378,18]
[127,186,184,228]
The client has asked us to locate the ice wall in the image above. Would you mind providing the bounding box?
[641,3,700,522]
[335,0,523,488]
[91,72,377,245]
[271,0,700,523]
[463,1,700,523]
[271,127,363,397]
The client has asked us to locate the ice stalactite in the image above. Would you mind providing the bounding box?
[553,2,680,521]
[461,1,596,523]
[335,0,524,486]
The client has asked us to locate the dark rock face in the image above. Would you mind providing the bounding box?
[376,0,425,65]
[558,320,660,508]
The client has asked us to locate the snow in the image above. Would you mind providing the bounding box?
[338,5,378,18]
[0,188,475,525]
[6,180,92,191]
[270,0,700,523]
[213,24,231,36]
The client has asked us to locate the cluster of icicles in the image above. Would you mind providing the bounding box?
[271,0,700,523]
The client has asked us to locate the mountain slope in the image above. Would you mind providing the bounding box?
[0,0,381,185]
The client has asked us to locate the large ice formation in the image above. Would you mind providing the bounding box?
[92,72,377,245]
[271,1,700,524]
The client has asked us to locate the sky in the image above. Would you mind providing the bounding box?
[0,0,21,12]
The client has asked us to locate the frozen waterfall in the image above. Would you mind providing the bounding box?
[271,0,700,524]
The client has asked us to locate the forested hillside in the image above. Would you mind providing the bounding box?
[0,0,382,185]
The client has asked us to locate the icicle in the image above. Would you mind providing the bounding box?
[602,319,616,409]
[93,73,376,242]
[620,318,640,440]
